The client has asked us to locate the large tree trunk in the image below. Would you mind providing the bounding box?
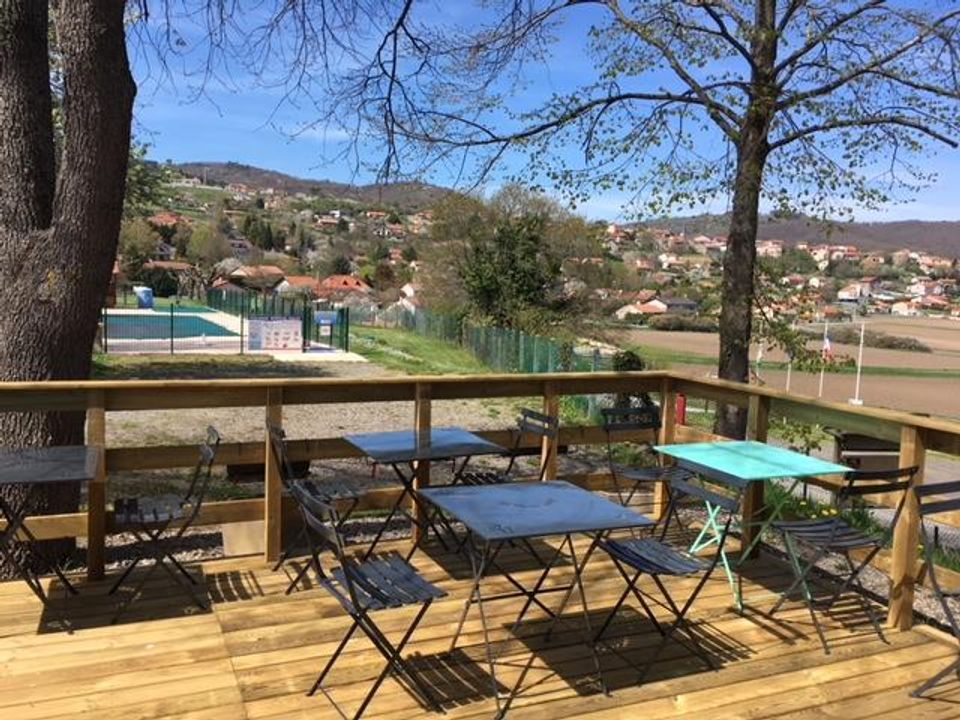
[715,0,777,438]
[0,0,135,576]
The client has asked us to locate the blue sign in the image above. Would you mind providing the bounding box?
[314,310,339,326]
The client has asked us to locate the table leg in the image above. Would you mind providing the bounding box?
[465,540,504,717]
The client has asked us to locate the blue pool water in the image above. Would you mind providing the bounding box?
[104,312,237,339]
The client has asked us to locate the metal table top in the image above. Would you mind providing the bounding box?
[419,480,654,542]
[0,446,99,486]
[655,440,849,488]
[345,427,505,464]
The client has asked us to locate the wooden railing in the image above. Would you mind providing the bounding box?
[1,369,959,630]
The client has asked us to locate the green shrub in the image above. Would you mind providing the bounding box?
[647,314,718,332]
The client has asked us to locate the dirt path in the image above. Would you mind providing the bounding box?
[106,361,524,448]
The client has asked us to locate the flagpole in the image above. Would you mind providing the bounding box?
[785,320,795,393]
[818,320,828,398]
[851,321,866,405]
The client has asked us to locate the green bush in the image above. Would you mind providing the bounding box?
[647,314,718,332]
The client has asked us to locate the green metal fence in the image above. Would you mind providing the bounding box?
[351,306,614,420]
[100,288,350,354]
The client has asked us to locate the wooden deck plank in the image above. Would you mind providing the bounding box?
[0,537,957,720]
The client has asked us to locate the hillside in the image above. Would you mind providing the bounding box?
[651,213,960,256]
[173,161,451,211]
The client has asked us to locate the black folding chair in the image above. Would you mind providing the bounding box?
[458,407,558,486]
[769,466,918,653]
[912,480,960,698]
[267,422,359,594]
[601,405,694,512]
[595,475,744,681]
[291,482,446,720]
[109,426,221,620]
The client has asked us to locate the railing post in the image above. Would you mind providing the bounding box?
[86,390,107,581]
[888,425,926,630]
[264,388,283,564]
[541,382,559,481]
[655,378,677,520]
[741,394,771,559]
[412,383,432,545]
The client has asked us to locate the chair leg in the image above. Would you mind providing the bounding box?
[774,533,829,653]
[840,552,886,644]
[315,602,438,720]
[308,616,361,695]
[912,656,960,698]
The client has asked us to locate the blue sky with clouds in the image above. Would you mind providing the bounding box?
[129,4,960,225]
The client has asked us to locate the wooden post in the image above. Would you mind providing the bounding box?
[412,383,432,545]
[86,390,107,581]
[740,395,770,559]
[264,388,283,564]
[540,383,559,481]
[888,425,926,630]
[654,378,677,520]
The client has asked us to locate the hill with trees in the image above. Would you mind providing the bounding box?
[171,161,449,211]
[651,213,960,256]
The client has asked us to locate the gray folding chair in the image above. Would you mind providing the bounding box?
[291,482,446,720]
[601,405,693,510]
[458,407,558,486]
[595,475,745,681]
[267,422,358,594]
[109,426,221,620]
[769,466,918,653]
[912,480,960,698]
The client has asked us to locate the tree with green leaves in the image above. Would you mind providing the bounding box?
[461,214,563,330]
[289,1,960,434]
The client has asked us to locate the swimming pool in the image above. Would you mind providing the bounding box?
[104,312,237,339]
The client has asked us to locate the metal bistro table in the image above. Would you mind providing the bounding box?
[419,481,654,718]
[654,440,848,608]
[0,445,100,603]
[344,427,506,559]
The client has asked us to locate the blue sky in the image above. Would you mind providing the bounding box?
[129,3,960,224]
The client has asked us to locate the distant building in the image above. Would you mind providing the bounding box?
[276,275,323,298]
[229,265,286,291]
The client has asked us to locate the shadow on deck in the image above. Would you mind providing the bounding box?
[1,537,959,720]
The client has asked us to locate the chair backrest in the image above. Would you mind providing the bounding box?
[288,480,373,610]
[914,480,960,639]
[504,408,559,479]
[660,475,743,542]
[915,480,960,519]
[600,404,661,478]
[838,466,918,530]
[181,426,221,523]
[601,405,662,434]
[266,421,298,490]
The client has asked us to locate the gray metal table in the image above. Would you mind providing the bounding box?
[0,446,99,603]
[419,481,654,718]
[345,428,506,558]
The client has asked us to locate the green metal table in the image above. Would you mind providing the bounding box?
[654,440,849,607]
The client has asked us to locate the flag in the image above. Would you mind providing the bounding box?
[821,333,833,361]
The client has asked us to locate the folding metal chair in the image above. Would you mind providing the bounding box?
[769,466,918,653]
[912,480,960,698]
[267,422,359,594]
[457,407,558,486]
[109,426,221,620]
[291,481,446,720]
[601,405,693,511]
[595,475,744,681]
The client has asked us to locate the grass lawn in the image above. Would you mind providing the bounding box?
[349,326,491,375]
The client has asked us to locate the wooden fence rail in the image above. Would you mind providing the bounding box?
[1,369,959,630]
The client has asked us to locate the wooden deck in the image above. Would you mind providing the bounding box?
[1,537,959,720]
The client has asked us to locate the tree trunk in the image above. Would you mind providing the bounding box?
[715,0,777,438]
[0,0,135,577]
